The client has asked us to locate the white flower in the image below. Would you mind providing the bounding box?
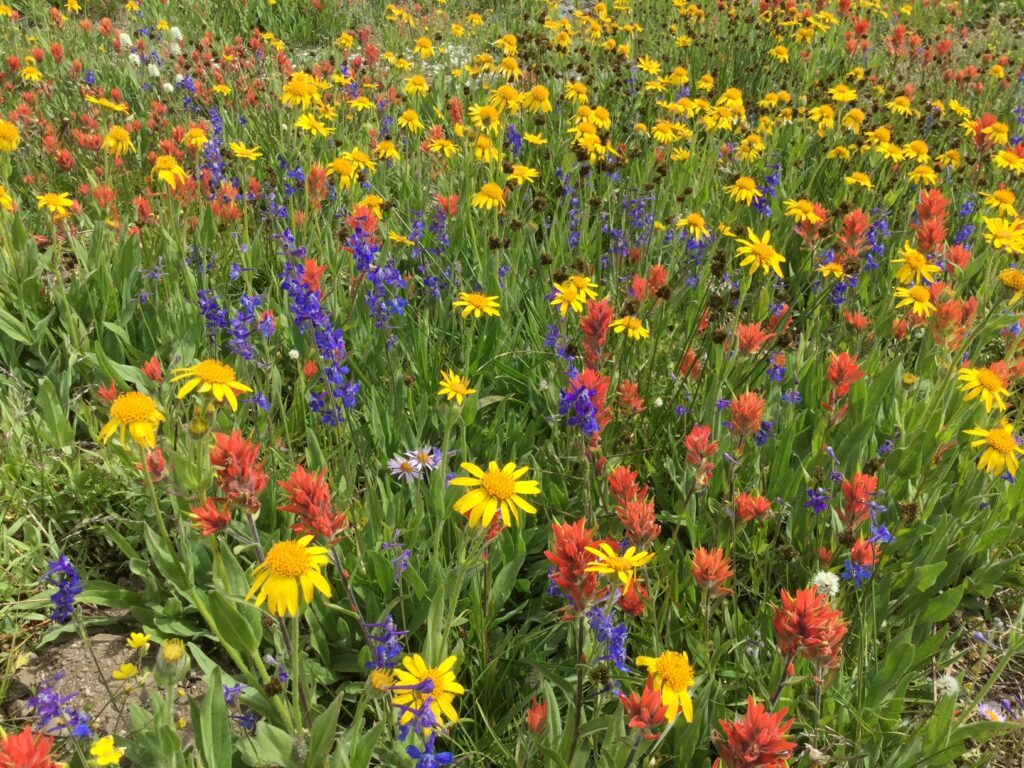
[169,43,182,56]
[288,349,300,361]
[653,397,664,407]
[174,73,184,84]
[127,52,141,67]
[935,674,959,697]
[811,571,840,597]
[147,63,161,78]
[161,82,175,94]
[119,32,133,49]
[169,26,183,41]
[538,379,549,391]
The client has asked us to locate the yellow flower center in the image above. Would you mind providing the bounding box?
[481,469,516,501]
[162,638,186,662]
[480,183,503,200]
[975,369,1005,392]
[986,429,1017,455]
[110,392,159,423]
[368,669,395,692]
[908,285,931,303]
[993,189,1015,204]
[154,156,177,171]
[794,200,814,214]
[1000,268,1024,291]
[654,652,694,690]
[192,359,238,384]
[750,243,776,264]
[265,540,313,577]
[599,554,635,573]
[447,379,471,395]
[904,250,926,269]
[461,292,492,310]
[735,177,756,191]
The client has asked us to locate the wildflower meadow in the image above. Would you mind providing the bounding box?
[3,0,1024,765]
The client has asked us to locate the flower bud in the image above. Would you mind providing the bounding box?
[153,638,190,688]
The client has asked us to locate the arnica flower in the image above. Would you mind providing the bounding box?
[892,242,942,285]
[470,182,506,212]
[619,677,668,739]
[229,142,263,160]
[151,155,187,189]
[713,697,796,768]
[774,588,848,671]
[171,359,253,412]
[725,177,763,205]
[736,229,785,278]
[999,267,1024,304]
[90,736,125,766]
[0,725,58,768]
[245,535,332,617]
[437,370,476,405]
[452,291,501,319]
[982,217,1024,255]
[36,192,75,216]
[583,542,655,589]
[153,638,190,687]
[964,422,1024,477]
[102,126,135,157]
[0,118,21,153]
[958,367,1010,412]
[893,284,936,317]
[450,461,540,528]
[391,655,465,730]
[783,199,824,224]
[634,651,696,723]
[691,547,733,598]
[550,282,584,316]
[610,315,650,340]
[98,391,165,448]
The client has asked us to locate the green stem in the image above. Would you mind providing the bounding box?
[291,612,305,757]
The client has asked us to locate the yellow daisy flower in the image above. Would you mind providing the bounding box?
[391,654,465,729]
[958,367,1010,412]
[964,423,1024,477]
[99,392,165,449]
[452,292,501,319]
[245,536,332,617]
[635,651,696,723]
[170,359,253,412]
[450,461,540,527]
[583,542,655,589]
[438,370,476,405]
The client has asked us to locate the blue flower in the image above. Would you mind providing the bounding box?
[587,605,630,674]
[406,734,454,767]
[43,555,84,623]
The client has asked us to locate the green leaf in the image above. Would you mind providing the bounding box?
[193,667,233,768]
[207,591,261,655]
[307,690,344,768]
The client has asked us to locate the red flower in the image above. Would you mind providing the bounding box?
[580,299,614,367]
[278,465,348,540]
[736,322,774,355]
[0,726,58,768]
[608,465,641,503]
[139,448,168,483]
[303,360,319,379]
[619,677,668,739]
[851,537,880,567]
[728,391,766,438]
[827,351,865,398]
[617,380,645,414]
[544,518,601,609]
[526,697,548,734]
[618,580,648,616]
[301,258,328,293]
[839,472,877,529]
[734,493,772,523]
[142,354,164,382]
[210,431,269,512]
[773,588,848,671]
[679,348,702,380]
[713,697,796,768]
[648,264,668,291]
[692,547,733,598]
[684,424,718,489]
[190,499,232,536]
[435,194,459,217]
[617,497,661,548]
[98,380,118,404]
[570,368,611,441]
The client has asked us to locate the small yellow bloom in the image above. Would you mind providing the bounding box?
[450,461,540,527]
[610,316,650,340]
[245,536,332,617]
[584,542,655,589]
[170,359,253,412]
[438,370,476,406]
[452,292,501,319]
[958,367,1010,413]
[229,142,263,160]
[893,285,936,317]
[90,736,125,766]
[99,392,165,448]
[471,182,506,212]
[112,663,139,681]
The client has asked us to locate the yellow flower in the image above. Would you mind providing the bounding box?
[783,199,824,224]
[452,292,501,319]
[635,651,695,723]
[999,267,1024,304]
[0,119,18,153]
[170,359,253,411]
[183,127,209,149]
[610,316,650,340]
[724,177,762,206]
[678,213,710,241]
[471,182,506,212]
[768,45,789,62]
[818,262,845,279]
[523,132,547,145]
[246,537,331,617]
[908,164,938,186]
[959,367,1010,413]
[36,192,75,215]
[85,95,130,114]
[392,655,465,729]
[152,155,187,189]
[375,140,400,161]
[509,164,539,185]
[568,275,599,301]
[326,156,358,187]
[736,229,786,278]
[348,96,374,112]
[0,184,15,212]
[892,242,942,285]
[102,126,136,157]
[428,138,457,157]
[981,189,1018,218]
[844,171,873,189]
[828,83,857,102]
[583,542,655,589]
[983,217,1024,255]
[474,135,501,163]
[413,36,435,59]
[397,109,424,133]
[404,74,429,95]
[127,632,152,650]
[230,142,263,160]
[438,370,476,406]
[521,85,552,113]
[99,392,165,448]
[20,65,43,83]
[90,736,125,766]
[295,113,331,137]
[112,663,138,681]
[894,284,936,317]
[280,72,326,109]
[550,282,584,316]
[964,423,1024,477]
[451,461,540,527]
[886,95,914,116]
[993,149,1024,175]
